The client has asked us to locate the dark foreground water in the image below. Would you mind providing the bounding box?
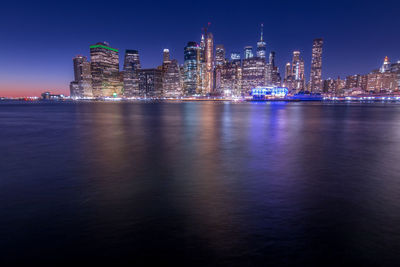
[1,101,400,266]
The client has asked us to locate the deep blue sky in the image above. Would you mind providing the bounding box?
[1,0,399,96]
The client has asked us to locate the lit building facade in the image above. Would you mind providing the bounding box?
[266,51,281,87]
[310,38,324,93]
[204,32,214,94]
[123,49,141,97]
[215,44,225,66]
[90,42,122,97]
[231,52,241,61]
[244,46,254,59]
[162,59,183,98]
[366,71,398,93]
[138,68,163,98]
[70,55,93,98]
[217,61,242,97]
[241,57,266,95]
[390,60,400,88]
[163,49,171,64]
[292,51,305,92]
[183,42,199,96]
[345,74,362,90]
[380,56,390,73]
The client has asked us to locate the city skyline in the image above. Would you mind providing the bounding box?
[1,0,399,97]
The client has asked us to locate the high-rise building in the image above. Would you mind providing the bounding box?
[163,49,171,64]
[366,71,398,93]
[216,61,242,97]
[292,51,305,91]
[380,56,390,73]
[389,60,400,88]
[197,35,206,95]
[345,74,362,89]
[310,38,323,93]
[241,57,266,95]
[323,78,336,93]
[183,42,199,96]
[90,42,122,97]
[231,52,241,61]
[269,51,275,67]
[162,59,183,98]
[138,69,163,98]
[244,46,254,59]
[256,24,266,59]
[215,44,225,66]
[284,62,292,80]
[123,49,141,97]
[204,32,214,94]
[265,52,281,87]
[70,55,93,98]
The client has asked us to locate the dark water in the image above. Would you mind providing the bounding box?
[1,101,400,266]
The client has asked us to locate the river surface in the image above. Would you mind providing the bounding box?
[1,101,400,265]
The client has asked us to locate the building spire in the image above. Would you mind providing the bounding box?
[260,23,264,42]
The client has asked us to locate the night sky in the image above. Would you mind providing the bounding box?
[1,0,399,97]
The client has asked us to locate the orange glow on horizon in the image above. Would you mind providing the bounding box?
[0,82,69,97]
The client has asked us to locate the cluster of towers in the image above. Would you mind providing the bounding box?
[70,43,183,98]
[323,56,400,95]
[182,26,324,97]
[70,26,325,99]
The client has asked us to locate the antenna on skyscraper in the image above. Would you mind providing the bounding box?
[203,22,211,36]
[260,23,264,42]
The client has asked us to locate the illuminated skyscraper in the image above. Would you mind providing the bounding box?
[244,46,254,59]
[284,62,292,80]
[267,51,281,87]
[215,44,225,66]
[183,42,199,96]
[217,61,242,97]
[292,51,305,91]
[204,32,214,94]
[283,62,295,91]
[162,58,183,98]
[242,57,266,95]
[197,34,206,95]
[310,38,323,93]
[269,51,275,66]
[367,70,398,93]
[256,23,266,59]
[380,56,390,73]
[345,74,362,89]
[90,42,122,97]
[70,55,93,98]
[123,49,141,97]
[163,49,171,64]
[138,69,163,98]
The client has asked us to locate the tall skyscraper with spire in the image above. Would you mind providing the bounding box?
[197,34,206,95]
[256,23,266,59]
[204,32,214,94]
[310,38,324,93]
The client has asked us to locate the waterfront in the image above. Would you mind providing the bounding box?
[1,101,400,265]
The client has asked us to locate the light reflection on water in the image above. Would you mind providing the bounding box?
[1,101,400,265]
